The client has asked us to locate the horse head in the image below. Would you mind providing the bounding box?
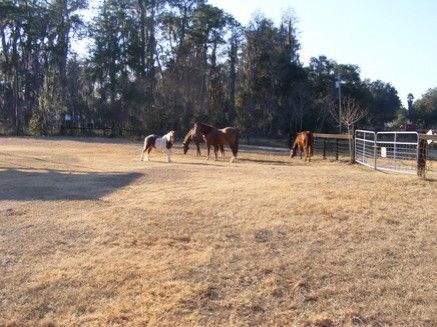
[182,128,194,154]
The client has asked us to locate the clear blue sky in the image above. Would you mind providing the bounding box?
[209,0,437,107]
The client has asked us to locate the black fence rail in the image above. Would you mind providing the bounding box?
[313,133,353,160]
[60,126,147,139]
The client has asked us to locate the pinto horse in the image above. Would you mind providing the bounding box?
[290,131,314,162]
[182,127,224,156]
[192,122,239,162]
[140,130,175,163]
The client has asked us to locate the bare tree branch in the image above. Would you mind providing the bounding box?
[329,96,368,131]
[329,96,368,163]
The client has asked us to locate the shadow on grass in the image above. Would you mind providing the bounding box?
[238,157,290,166]
[174,161,226,167]
[0,168,143,201]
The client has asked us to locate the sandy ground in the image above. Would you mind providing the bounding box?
[0,137,436,327]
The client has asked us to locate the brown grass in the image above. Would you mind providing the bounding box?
[0,137,436,327]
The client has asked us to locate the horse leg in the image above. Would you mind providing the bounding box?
[166,149,172,163]
[214,145,219,161]
[196,142,201,156]
[219,144,225,157]
[140,146,146,161]
[145,147,152,161]
[205,144,211,161]
[140,139,147,161]
[290,143,298,158]
[141,145,150,161]
[229,143,238,163]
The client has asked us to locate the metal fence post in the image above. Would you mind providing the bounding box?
[373,136,377,170]
[323,139,326,159]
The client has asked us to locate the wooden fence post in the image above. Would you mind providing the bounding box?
[417,139,427,177]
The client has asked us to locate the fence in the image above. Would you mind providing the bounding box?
[58,127,437,178]
[354,130,436,178]
[61,126,146,139]
[355,130,376,168]
[313,133,352,160]
[376,131,419,174]
[418,133,437,179]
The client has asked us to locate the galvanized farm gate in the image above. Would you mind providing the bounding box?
[355,130,376,169]
[376,131,419,174]
[355,130,419,175]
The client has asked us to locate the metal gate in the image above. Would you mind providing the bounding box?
[355,130,419,174]
[376,131,419,174]
[355,130,376,169]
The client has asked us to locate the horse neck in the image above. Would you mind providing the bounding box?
[163,132,173,142]
[197,123,214,134]
[182,130,192,145]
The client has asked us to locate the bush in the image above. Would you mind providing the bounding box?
[28,113,43,136]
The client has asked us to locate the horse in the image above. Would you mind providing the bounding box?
[140,130,175,163]
[182,127,225,156]
[192,122,239,163]
[290,131,314,162]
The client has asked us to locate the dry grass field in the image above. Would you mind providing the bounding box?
[0,137,436,327]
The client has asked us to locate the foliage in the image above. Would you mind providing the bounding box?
[28,112,43,136]
[1,0,433,137]
[412,88,437,128]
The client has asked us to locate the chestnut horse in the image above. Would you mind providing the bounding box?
[192,122,239,162]
[290,131,314,162]
[182,127,225,156]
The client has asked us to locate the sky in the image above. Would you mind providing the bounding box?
[208,0,437,107]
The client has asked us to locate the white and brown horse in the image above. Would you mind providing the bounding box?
[140,131,175,163]
[192,122,239,163]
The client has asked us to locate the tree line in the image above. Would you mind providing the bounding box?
[1,0,436,138]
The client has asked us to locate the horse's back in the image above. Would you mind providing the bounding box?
[296,131,313,145]
[144,134,158,148]
[220,127,238,136]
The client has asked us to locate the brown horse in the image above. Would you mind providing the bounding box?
[290,131,314,162]
[182,127,225,156]
[192,122,239,162]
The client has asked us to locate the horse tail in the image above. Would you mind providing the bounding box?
[233,129,239,157]
[308,132,314,156]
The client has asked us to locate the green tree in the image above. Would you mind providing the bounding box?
[363,80,401,129]
[237,13,302,137]
[413,88,437,128]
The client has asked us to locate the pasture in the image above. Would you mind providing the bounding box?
[0,137,436,326]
